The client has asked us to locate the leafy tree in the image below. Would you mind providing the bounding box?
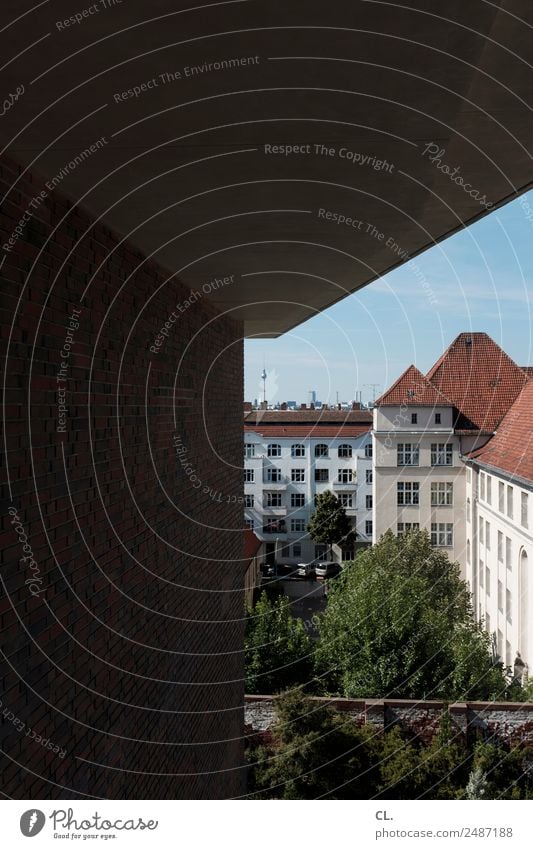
[307,490,353,558]
[314,530,506,700]
[250,689,381,799]
[245,592,312,694]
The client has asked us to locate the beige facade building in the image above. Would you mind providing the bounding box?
[373,333,532,671]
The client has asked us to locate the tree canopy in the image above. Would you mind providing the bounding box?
[307,489,353,554]
[314,529,506,701]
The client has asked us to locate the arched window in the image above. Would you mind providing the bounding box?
[315,443,329,458]
[338,444,352,458]
[291,443,305,457]
[267,443,281,457]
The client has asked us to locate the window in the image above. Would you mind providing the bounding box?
[266,468,281,483]
[522,491,529,528]
[366,469,373,484]
[315,443,329,458]
[290,493,305,508]
[431,482,453,506]
[505,537,512,569]
[366,494,373,509]
[506,640,512,668]
[245,519,254,530]
[263,518,286,534]
[245,494,254,508]
[431,522,453,547]
[342,546,355,561]
[315,469,329,482]
[339,493,353,507]
[467,467,471,483]
[507,485,513,519]
[291,519,306,532]
[506,589,512,623]
[486,612,490,632]
[485,566,490,595]
[397,443,419,466]
[292,468,305,482]
[486,476,492,505]
[244,443,255,457]
[293,543,302,557]
[431,442,452,466]
[291,443,305,457]
[267,443,281,457]
[411,413,418,424]
[498,579,503,612]
[265,492,282,507]
[479,560,484,588]
[499,481,505,512]
[338,468,354,484]
[467,498,471,522]
[365,520,373,535]
[244,469,254,483]
[467,539,471,564]
[397,482,420,505]
[365,443,373,458]
[281,544,291,558]
[479,516,484,545]
[338,444,352,458]
[397,522,420,537]
[485,521,491,550]
[315,544,327,560]
[498,531,503,562]
[480,473,486,501]
[435,413,441,424]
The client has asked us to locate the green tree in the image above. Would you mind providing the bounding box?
[245,592,313,694]
[465,766,489,799]
[250,689,381,799]
[314,530,506,700]
[307,490,353,558]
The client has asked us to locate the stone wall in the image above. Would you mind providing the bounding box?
[245,695,533,747]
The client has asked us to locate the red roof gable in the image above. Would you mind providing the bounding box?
[375,365,452,407]
[426,332,528,431]
[468,379,533,483]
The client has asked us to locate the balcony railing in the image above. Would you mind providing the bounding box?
[262,520,287,534]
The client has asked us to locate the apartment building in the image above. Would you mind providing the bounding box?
[244,408,373,565]
[373,332,532,669]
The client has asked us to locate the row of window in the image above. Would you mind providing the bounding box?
[397,442,453,467]
[246,518,374,536]
[245,442,373,459]
[404,412,442,425]
[397,481,454,506]
[466,534,514,569]
[478,560,513,624]
[396,522,453,546]
[244,468,374,484]
[478,471,529,529]
[245,492,373,509]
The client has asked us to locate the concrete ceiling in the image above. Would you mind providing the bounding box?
[1,0,533,336]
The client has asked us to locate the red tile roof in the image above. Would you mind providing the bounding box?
[425,333,528,431]
[244,529,262,561]
[375,365,452,407]
[244,410,372,424]
[244,424,371,438]
[468,379,533,483]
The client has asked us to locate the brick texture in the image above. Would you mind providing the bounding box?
[0,154,246,799]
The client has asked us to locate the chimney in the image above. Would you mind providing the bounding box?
[280,402,287,410]
[310,403,315,410]
[337,403,341,410]
[300,403,307,410]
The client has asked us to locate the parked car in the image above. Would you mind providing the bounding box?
[315,561,341,579]
[297,562,316,579]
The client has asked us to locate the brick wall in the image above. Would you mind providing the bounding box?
[0,154,245,799]
[245,695,533,748]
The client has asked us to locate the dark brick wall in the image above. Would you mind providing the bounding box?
[0,154,246,799]
[245,696,533,748]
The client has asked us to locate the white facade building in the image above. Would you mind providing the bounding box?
[372,333,532,672]
[243,408,373,566]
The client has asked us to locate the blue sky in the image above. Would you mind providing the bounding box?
[244,194,533,406]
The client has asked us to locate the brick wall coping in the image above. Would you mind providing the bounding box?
[244,695,533,711]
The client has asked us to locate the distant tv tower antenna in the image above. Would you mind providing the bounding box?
[261,368,267,404]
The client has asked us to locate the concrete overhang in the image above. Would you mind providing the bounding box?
[1,0,532,336]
